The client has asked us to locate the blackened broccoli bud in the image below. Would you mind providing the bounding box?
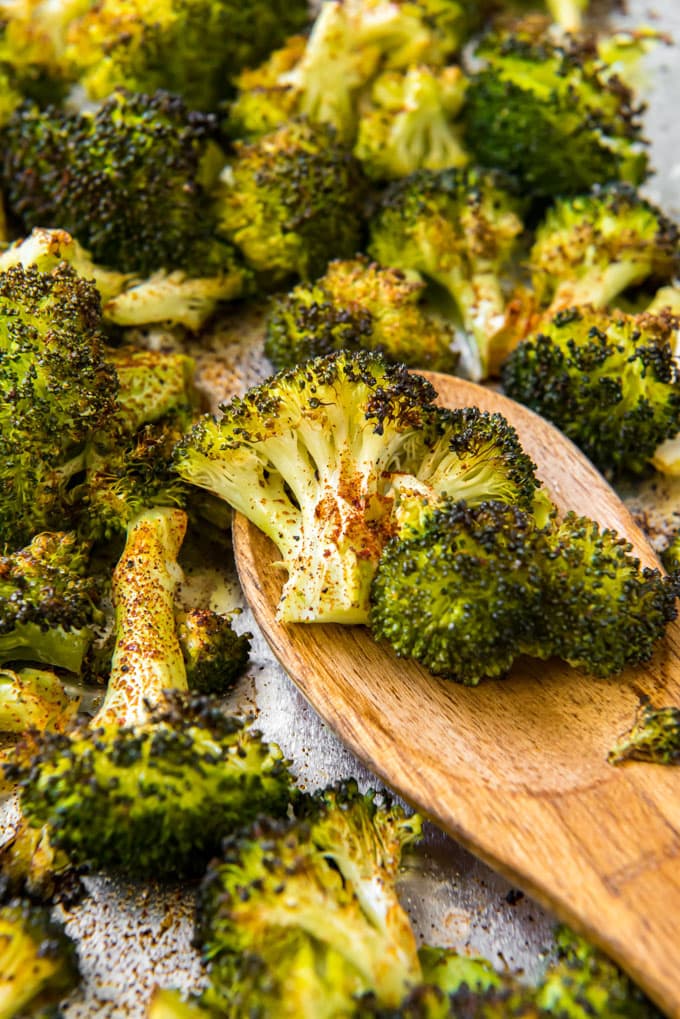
[501,307,680,475]
[463,31,648,199]
[216,118,368,283]
[370,499,547,684]
[3,89,222,275]
[532,513,677,678]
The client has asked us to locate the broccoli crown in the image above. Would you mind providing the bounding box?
[176,607,251,694]
[463,32,648,198]
[533,513,677,677]
[0,531,98,674]
[0,263,118,550]
[216,118,367,283]
[107,347,198,435]
[356,984,546,1018]
[661,527,680,580]
[396,405,541,527]
[370,499,547,684]
[226,35,307,140]
[354,65,468,181]
[608,704,680,766]
[64,0,310,110]
[196,782,422,1010]
[530,186,680,310]
[535,926,662,1019]
[3,89,222,275]
[12,696,294,878]
[501,306,680,475]
[264,256,459,373]
[417,945,503,996]
[368,167,524,375]
[174,350,437,624]
[0,899,79,1015]
[0,667,79,734]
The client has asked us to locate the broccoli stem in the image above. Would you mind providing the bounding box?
[434,268,507,378]
[92,507,188,729]
[553,260,645,311]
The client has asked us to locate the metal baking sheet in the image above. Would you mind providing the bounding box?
[2,1,679,1013]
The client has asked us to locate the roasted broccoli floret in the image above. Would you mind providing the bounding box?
[463,31,648,199]
[3,89,232,277]
[0,899,79,1016]
[148,990,214,1019]
[0,262,118,550]
[501,306,680,475]
[264,256,459,373]
[661,527,680,578]
[529,187,680,314]
[196,780,423,1013]
[0,532,99,674]
[608,704,680,766]
[176,607,251,694]
[9,508,294,878]
[63,0,310,110]
[390,405,541,531]
[0,667,80,734]
[227,0,478,144]
[370,499,547,683]
[354,65,468,180]
[369,167,524,379]
[531,513,677,678]
[174,351,438,624]
[417,945,504,994]
[535,926,661,1019]
[216,118,367,284]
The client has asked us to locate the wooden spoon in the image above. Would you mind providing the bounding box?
[232,372,680,1017]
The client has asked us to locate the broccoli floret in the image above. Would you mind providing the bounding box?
[0,532,99,674]
[174,351,438,624]
[226,34,308,140]
[417,945,504,994]
[0,262,118,550]
[3,89,228,276]
[264,257,459,373]
[535,926,662,1019]
[148,989,215,1019]
[63,0,310,111]
[0,667,80,734]
[368,167,524,379]
[501,306,680,475]
[0,899,79,1015]
[106,346,198,435]
[530,512,677,678]
[608,704,680,766]
[529,187,680,314]
[176,607,251,694]
[216,118,367,284]
[463,31,648,199]
[9,508,294,878]
[354,65,468,180]
[661,527,680,578]
[196,781,422,1012]
[390,405,541,531]
[370,499,547,683]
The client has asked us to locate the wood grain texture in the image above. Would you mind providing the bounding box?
[232,373,680,1016]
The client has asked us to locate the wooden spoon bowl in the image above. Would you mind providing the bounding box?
[232,372,680,1017]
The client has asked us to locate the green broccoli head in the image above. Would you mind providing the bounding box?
[392,405,541,531]
[0,531,99,674]
[174,351,438,624]
[608,704,680,766]
[535,925,661,1019]
[264,256,459,373]
[354,65,468,180]
[225,35,307,140]
[501,306,680,475]
[370,499,547,684]
[463,31,648,199]
[0,899,79,1015]
[11,696,294,878]
[531,513,677,677]
[368,167,524,378]
[63,0,310,110]
[196,783,422,1011]
[176,607,251,694]
[3,89,225,276]
[216,118,367,284]
[0,666,80,735]
[0,263,118,550]
[529,186,680,312]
